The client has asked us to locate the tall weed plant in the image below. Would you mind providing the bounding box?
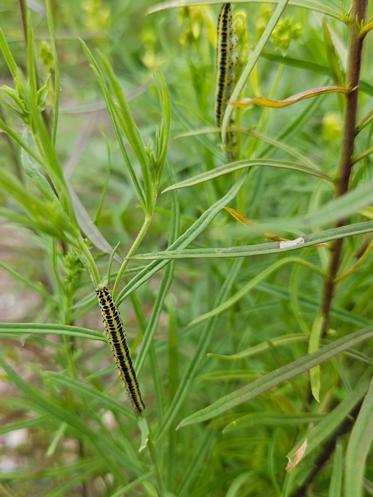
[0,1,372,496]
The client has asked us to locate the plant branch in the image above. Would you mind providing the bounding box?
[112,215,152,300]
[356,108,373,134]
[319,0,368,338]
[360,20,373,39]
[352,145,373,164]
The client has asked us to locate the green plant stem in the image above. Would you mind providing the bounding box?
[147,435,165,497]
[352,145,373,164]
[356,108,373,134]
[46,0,61,146]
[319,0,368,338]
[78,237,101,287]
[112,215,152,299]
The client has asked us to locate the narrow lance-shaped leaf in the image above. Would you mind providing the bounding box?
[45,372,135,420]
[208,333,307,361]
[80,40,146,209]
[345,377,373,497]
[97,51,154,210]
[154,71,171,179]
[0,28,19,79]
[135,187,179,374]
[234,86,350,109]
[46,0,60,145]
[156,258,244,441]
[223,412,324,433]
[147,1,344,22]
[329,443,343,497]
[178,328,373,428]
[187,257,322,328]
[308,316,323,402]
[177,126,321,171]
[162,158,331,193]
[0,322,103,341]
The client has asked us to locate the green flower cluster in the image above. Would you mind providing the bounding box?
[256,6,302,53]
[82,0,111,33]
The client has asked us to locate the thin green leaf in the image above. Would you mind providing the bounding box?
[46,0,61,146]
[130,222,373,262]
[135,190,179,374]
[0,29,19,79]
[224,412,324,433]
[154,72,171,176]
[259,282,370,328]
[97,51,153,209]
[225,472,252,497]
[80,40,146,208]
[156,258,244,440]
[329,442,343,497]
[176,127,321,171]
[308,316,323,402]
[345,377,373,497]
[178,328,373,428]
[0,260,53,302]
[46,422,67,457]
[0,323,103,341]
[44,372,135,420]
[162,159,330,193]
[0,415,50,435]
[208,333,307,361]
[0,117,43,166]
[210,334,372,366]
[187,258,321,328]
[116,175,247,305]
[108,473,153,497]
[147,1,343,21]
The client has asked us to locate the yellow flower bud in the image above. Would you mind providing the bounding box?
[322,112,342,142]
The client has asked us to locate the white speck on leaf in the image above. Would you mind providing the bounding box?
[279,237,305,249]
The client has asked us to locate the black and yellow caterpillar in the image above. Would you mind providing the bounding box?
[96,287,145,414]
[216,3,235,128]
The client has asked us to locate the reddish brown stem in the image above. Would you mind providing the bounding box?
[18,0,27,44]
[320,0,368,337]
